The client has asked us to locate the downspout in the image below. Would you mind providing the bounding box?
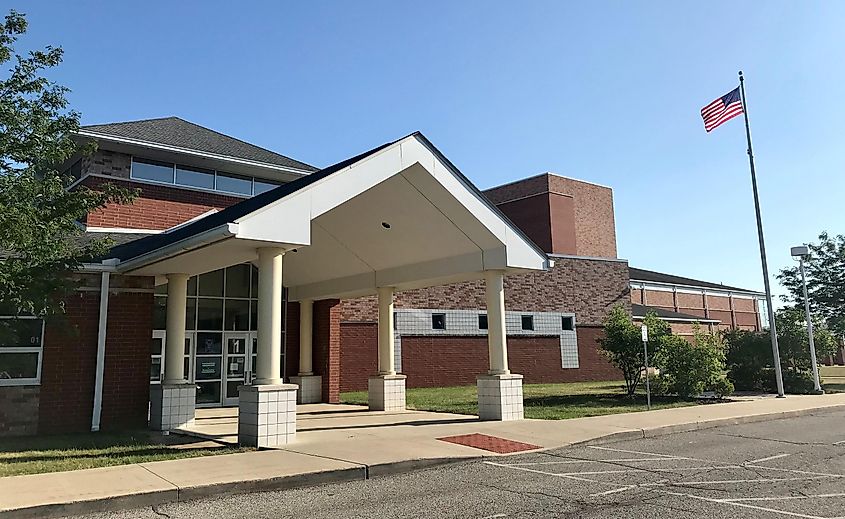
[91,259,119,432]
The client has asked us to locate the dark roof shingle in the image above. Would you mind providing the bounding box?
[81,117,317,172]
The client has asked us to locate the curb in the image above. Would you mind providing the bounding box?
[2,403,843,518]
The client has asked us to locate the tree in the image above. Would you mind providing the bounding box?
[598,304,671,396]
[774,306,837,371]
[653,326,733,398]
[777,232,845,337]
[0,10,134,317]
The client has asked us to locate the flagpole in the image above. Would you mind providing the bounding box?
[738,70,785,398]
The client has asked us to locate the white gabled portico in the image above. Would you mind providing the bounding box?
[112,133,549,446]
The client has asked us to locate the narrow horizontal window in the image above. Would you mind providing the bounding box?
[132,158,174,183]
[432,313,446,330]
[478,314,488,330]
[562,316,575,331]
[254,178,281,194]
[176,165,215,189]
[216,172,253,195]
[521,315,534,331]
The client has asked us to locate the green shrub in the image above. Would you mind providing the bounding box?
[653,328,732,398]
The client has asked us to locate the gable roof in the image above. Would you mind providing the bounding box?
[106,131,549,272]
[629,266,762,295]
[80,117,317,172]
[106,136,404,263]
[631,304,720,323]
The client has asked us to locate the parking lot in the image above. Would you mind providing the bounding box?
[74,408,845,519]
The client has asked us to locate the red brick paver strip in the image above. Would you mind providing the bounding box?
[437,433,541,454]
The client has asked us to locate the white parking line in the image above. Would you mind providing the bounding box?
[657,490,832,519]
[724,493,845,502]
[748,453,791,464]
[588,445,691,459]
[555,465,740,476]
[482,461,607,485]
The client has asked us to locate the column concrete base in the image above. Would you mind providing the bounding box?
[477,373,524,421]
[238,384,298,447]
[368,374,406,411]
[289,375,322,404]
[149,382,196,431]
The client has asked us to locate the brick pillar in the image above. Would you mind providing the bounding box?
[314,299,341,403]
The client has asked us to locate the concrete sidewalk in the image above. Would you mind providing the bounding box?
[2,393,845,518]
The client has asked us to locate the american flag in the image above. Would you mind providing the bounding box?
[701,87,743,132]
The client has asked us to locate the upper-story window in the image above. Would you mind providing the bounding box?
[130,157,282,196]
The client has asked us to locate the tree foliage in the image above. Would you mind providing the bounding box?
[0,10,134,316]
[598,304,671,396]
[777,232,845,337]
[653,326,733,398]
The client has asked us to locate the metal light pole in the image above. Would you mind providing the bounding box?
[791,245,823,394]
[642,325,651,410]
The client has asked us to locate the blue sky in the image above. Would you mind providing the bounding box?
[13,1,844,300]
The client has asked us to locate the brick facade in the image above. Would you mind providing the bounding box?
[337,257,629,390]
[24,274,155,435]
[313,299,341,403]
[632,286,762,333]
[338,323,619,391]
[80,175,243,231]
[483,174,617,258]
[342,257,630,326]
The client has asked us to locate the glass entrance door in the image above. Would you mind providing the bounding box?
[223,332,250,406]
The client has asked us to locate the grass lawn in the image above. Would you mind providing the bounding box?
[341,380,702,420]
[0,430,250,477]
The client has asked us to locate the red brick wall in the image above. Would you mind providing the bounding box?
[483,173,617,258]
[80,176,243,230]
[338,323,619,391]
[100,287,154,431]
[548,192,577,255]
[39,275,154,434]
[313,300,341,403]
[39,290,100,433]
[495,193,554,253]
[342,257,630,327]
[339,323,378,392]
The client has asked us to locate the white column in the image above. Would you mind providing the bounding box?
[254,247,285,385]
[298,299,314,376]
[485,270,509,375]
[378,286,396,375]
[163,273,189,384]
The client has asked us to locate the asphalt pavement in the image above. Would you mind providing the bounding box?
[69,409,845,519]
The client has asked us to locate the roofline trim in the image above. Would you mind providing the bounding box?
[77,130,314,177]
[114,223,239,272]
[548,253,628,264]
[630,278,765,297]
[632,314,721,324]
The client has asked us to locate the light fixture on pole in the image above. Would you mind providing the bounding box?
[790,245,824,394]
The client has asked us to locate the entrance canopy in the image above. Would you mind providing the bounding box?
[108,133,550,300]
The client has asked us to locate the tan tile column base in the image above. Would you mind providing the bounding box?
[289,375,322,404]
[477,374,524,421]
[238,384,297,447]
[149,383,196,431]
[368,374,406,411]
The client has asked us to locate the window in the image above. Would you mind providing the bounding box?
[130,157,289,197]
[521,315,534,331]
[562,316,575,331]
[478,314,488,330]
[0,317,44,384]
[432,313,446,330]
[176,165,215,189]
[216,172,253,195]
[254,179,281,194]
[132,158,174,183]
